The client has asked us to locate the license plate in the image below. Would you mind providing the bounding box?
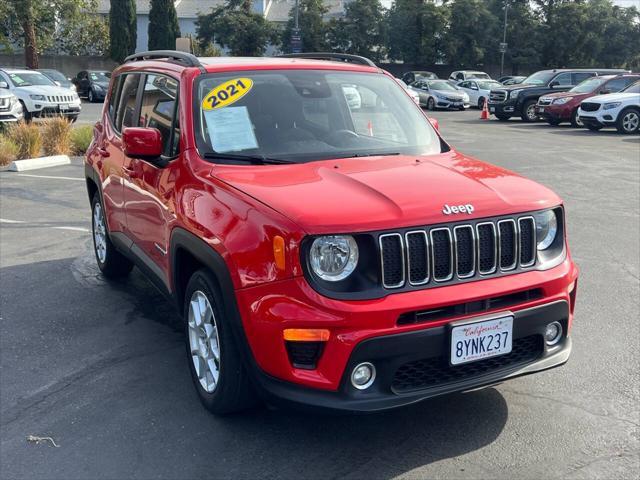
[489,107,495,113]
[538,107,545,113]
[450,316,513,365]
[59,104,68,111]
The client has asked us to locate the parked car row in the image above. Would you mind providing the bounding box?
[0,66,112,125]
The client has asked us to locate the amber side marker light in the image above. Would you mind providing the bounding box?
[273,235,286,271]
[283,329,330,342]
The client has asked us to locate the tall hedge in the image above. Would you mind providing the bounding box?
[148,0,181,50]
[109,0,137,63]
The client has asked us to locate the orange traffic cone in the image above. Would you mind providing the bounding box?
[480,98,489,120]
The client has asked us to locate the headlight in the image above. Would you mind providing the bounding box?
[309,235,359,281]
[70,84,76,92]
[553,97,571,105]
[29,94,46,101]
[510,89,522,99]
[9,96,18,107]
[603,102,621,110]
[462,93,469,101]
[533,210,558,250]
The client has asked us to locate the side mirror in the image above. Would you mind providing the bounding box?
[0,81,8,89]
[429,117,440,131]
[123,127,163,161]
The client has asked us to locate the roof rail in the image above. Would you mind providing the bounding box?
[278,53,377,68]
[124,50,203,69]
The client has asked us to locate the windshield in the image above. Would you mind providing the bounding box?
[428,80,457,91]
[622,81,640,94]
[40,70,67,83]
[570,77,604,93]
[194,70,441,163]
[521,71,556,86]
[8,72,54,87]
[478,81,502,90]
[90,71,110,82]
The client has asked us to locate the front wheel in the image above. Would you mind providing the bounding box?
[91,193,133,278]
[616,108,640,134]
[477,97,485,110]
[19,101,32,122]
[495,114,511,121]
[521,100,538,122]
[88,89,95,103]
[570,109,583,128]
[546,119,561,126]
[184,269,257,414]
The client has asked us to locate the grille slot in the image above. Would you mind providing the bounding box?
[454,225,475,278]
[490,90,506,102]
[392,335,543,393]
[518,217,536,267]
[430,228,453,282]
[406,231,429,285]
[498,219,517,270]
[580,102,600,112]
[476,222,497,274]
[380,233,405,288]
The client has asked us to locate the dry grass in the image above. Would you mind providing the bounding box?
[0,136,19,167]
[70,125,94,155]
[41,117,73,156]
[6,122,42,160]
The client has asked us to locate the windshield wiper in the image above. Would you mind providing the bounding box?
[334,152,401,159]
[202,152,295,165]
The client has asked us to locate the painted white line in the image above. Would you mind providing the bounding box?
[0,218,89,233]
[16,174,84,182]
[0,218,26,224]
[52,226,90,233]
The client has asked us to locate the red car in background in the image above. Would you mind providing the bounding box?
[536,73,640,127]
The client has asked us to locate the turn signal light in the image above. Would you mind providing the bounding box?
[283,329,330,342]
[273,235,286,271]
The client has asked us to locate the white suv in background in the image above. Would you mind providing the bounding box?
[0,90,24,123]
[0,68,81,122]
[449,70,492,82]
[578,81,640,134]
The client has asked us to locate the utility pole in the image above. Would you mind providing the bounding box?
[500,0,510,77]
[291,0,302,53]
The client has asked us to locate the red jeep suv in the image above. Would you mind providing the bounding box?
[85,51,578,414]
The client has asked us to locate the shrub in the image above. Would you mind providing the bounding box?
[70,126,94,156]
[6,122,42,160]
[41,117,73,156]
[0,136,19,167]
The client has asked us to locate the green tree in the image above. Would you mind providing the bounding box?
[443,0,498,68]
[196,0,279,56]
[148,0,181,50]
[281,0,329,53]
[57,14,110,56]
[386,0,447,65]
[110,0,137,63]
[328,0,386,62]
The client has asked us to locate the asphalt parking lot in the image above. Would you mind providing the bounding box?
[1,109,638,479]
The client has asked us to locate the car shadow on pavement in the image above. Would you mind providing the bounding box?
[0,252,509,480]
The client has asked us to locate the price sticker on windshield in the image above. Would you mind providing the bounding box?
[202,78,253,110]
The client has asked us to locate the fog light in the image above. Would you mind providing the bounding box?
[351,362,376,390]
[544,322,563,346]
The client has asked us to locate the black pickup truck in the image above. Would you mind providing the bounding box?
[488,68,629,122]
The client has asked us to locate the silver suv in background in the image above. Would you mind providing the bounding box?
[0,89,24,124]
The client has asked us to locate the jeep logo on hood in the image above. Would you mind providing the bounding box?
[443,204,474,215]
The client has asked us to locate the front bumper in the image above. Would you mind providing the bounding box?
[236,259,578,411]
[578,109,617,128]
[488,98,518,116]
[535,104,573,122]
[0,102,24,122]
[436,98,469,109]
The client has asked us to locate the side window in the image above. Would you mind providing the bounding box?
[115,73,141,132]
[606,77,633,92]
[552,72,572,86]
[456,72,464,81]
[107,75,122,122]
[345,86,408,143]
[139,74,180,157]
[459,81,468,88]
[572,72,593,85]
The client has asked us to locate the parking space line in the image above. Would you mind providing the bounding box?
[15,174,85,182]
[0,218,89,233]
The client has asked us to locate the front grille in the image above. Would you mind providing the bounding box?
[46,95,72,103]
[580,102,600,112]
[490,90,507,103]
[379,214,537,290]
[446,96,461,102]
[392,335,543,393]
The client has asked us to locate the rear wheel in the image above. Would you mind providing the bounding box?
[521,100,538,122]
[91,193,133,278]
[570,109,583,128]
[616,107,640,134]
[184,269,257,414]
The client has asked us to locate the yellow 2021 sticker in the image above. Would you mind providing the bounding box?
[202,78,253,110]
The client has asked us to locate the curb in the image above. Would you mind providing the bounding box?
[8,155,71,172]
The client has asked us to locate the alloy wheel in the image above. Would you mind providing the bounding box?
[188,291,221,393]
[526,104,537,121]
[622,111,639,132]
[93,202,107,263]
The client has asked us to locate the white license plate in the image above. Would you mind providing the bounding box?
[450,316,513,365]
[59,104,68,111]
[489,107,495,113]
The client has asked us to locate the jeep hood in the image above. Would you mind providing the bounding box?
[211,152,561,234]
[17,85,74,97]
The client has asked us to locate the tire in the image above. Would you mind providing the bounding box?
[91,193,133,278]
[88,89,95,103]
[69,115,78,123]
[495,114,511,121]
[520,99,538,122]
[184,269,257,414]
[570,109,583,128]
[427,97,436,111]
[587,124,602,132]
[19,101,32,122]
[477,97,485,110]
[616,107,640,134]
